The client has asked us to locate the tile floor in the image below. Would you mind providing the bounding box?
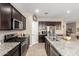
[26,43,47,56]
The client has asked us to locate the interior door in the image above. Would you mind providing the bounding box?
[31,21,38,45]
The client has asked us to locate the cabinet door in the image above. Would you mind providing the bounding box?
[50,45,59,56]
[12,7,22,21]
[45,39,47,54]
[22,16,26,30]
[12,7,26,30]
[4,45,20,56]
[39,35,45,43]
[0,3,12,30]
[47,40,50,56]
[45,39,50,56]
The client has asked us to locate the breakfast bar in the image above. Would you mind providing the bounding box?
[45,36,79,56]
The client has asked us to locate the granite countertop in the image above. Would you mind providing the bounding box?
[0,42,20,56]
[46,36,79,56]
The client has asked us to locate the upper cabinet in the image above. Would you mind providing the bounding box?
[12,6,22,21]
[12,5,26,30]
[0,3,26,30]
[22,16,26,30]
[0,3,12,30]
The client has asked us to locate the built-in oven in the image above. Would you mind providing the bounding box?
[12,19,23,30]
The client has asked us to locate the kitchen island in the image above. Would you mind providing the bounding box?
[0,42,20,56]
[45,36,79,56]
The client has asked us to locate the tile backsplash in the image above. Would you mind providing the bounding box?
[0,30,26,43]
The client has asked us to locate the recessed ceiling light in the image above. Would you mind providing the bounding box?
[67,10,70,14]
[35,9,39,13]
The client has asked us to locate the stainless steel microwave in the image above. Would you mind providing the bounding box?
[13,19,23,30]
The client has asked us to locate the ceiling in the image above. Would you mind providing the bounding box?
[11,3,79,21]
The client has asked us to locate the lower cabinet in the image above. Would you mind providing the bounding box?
[21,43,29,56]
[4,44,20,56]
[50,46,57,56]
[50,45,60,56]
[45,38,61,56]
[11,48,19,56]
[39,35,46,43]
[4,37,30,56]
[21,37,29,56]
[45,39,50,56]
[21,44,27,56]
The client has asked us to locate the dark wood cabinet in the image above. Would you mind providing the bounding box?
[0,3,26,30]
[50,44,60,56]
[17,37,29,56]
[22,16,26,30]
[39,35,46,43]
[22,37,29,56]
[45,38,50,56]
[12,5,26,30]
[12,7,22,21]
[0,3,12,30]
[4,44,20,56]
[45,38,61,56]
[12,4,26,30]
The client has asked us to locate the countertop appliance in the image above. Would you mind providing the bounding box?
[4,34,28,56]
